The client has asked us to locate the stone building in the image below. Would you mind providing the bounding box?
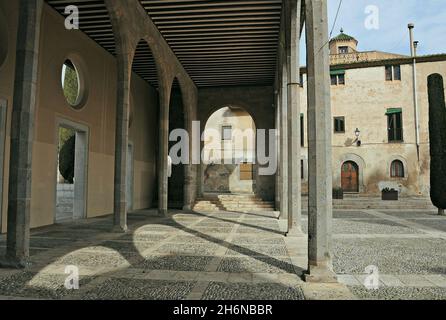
[298,31,446,197]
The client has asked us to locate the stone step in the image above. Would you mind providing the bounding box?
[194,194,275,213]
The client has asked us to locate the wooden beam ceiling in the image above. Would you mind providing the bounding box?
[46,0,283,88]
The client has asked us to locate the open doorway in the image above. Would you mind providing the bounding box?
[202,106,256,194]
[55,120,88,223]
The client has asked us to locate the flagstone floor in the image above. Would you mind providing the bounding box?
[0,207,444,300]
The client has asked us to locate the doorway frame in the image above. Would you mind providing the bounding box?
[337,153,366,194]
[0,98,7,232]
[53,117,89,223]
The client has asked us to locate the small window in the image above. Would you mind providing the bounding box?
[387,111,403,142]
[385,65,401,81]
[222,125,232,141]
[391,160,405,178]
[300,114,305,147]
[331,73,345,86]
[299,73,304,87]
[393,65,401,80]
[301,159,304,180]
[338,46,349,54]
[334,117,345,133]
[240,162,253,181]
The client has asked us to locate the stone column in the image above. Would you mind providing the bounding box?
[1,0,43,268]
[274,93,281,210]
[286,0,302,234]
[112,51,131,233]
[158,86,170,216]
[279,61,289,220]
[183,89,198,211]
[304,0,337,282]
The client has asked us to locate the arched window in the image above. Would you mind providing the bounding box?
[391,160,405,178]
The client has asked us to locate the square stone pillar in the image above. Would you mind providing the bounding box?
[286,0,302,235]
[274,93,281,210]
[279,62,289,220]
[0,0,43,268]
[304,0,337,283]
[183,90,198,211]
[112,54,131,233]
[158,87,170,216]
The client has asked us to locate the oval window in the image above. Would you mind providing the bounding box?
[61,59,81,107]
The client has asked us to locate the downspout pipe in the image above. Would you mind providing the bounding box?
[408,23,421,162]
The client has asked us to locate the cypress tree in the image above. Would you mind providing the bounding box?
[427,73,446,215]
[59,135,76,184]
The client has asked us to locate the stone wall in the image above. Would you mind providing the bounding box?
[299,59,446,196]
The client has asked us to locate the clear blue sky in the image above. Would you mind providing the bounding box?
[300,0,446,64]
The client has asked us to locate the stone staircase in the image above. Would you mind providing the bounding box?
[193,194,275,213]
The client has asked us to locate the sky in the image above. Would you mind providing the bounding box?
[300,0,446,64]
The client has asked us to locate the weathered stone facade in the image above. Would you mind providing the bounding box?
[300,37,446,197]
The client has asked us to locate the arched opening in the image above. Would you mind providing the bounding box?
[129,39,160,210]
[202,106,256,194]
[390,160,405,178]
[168,78,185,209]
[341,161,359,193]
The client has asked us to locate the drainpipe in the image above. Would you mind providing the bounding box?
[408,23,420,162]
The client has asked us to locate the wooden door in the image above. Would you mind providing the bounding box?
[341,161,359,192]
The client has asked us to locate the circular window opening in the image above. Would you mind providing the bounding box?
[0,8,9,68]
[61,59,82,108]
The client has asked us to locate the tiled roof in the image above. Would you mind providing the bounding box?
[331,31,357,42]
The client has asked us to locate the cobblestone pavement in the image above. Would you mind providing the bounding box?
[302,209,446,300]
[0,209,353,300]
[0,208,443,300]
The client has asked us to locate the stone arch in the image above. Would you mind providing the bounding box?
[131,39,163,89]
[336,153,366,193]
[203,101,259,133]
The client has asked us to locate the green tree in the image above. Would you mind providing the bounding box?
[63,61,79,106]
[59,134,76,184]
[428,73,446,215]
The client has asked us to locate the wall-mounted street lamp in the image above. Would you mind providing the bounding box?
[355,128,362,147]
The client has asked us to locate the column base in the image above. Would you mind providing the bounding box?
[111,224,128,233]
[285,225,305,237]
[158,208,168,217]
[0,255,30,269]
[182,205,193,212]
[304,265,338,283]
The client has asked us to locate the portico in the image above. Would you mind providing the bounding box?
[0,0,336,283]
